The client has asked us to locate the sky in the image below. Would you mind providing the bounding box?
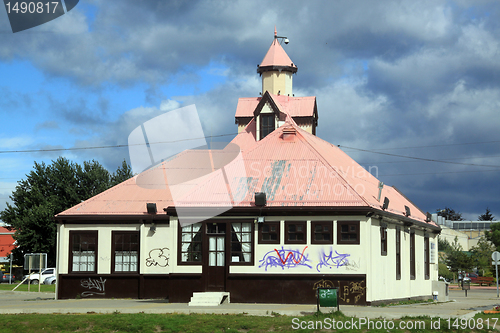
[0,0,499,221]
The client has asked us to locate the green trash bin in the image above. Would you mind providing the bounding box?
[317,288,339,312]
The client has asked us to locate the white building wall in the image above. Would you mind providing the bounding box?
[368,219,435,302]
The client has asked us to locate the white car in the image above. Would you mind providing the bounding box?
[23,268,56,285]
[43,276,56,285]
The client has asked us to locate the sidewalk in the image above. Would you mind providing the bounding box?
[0,289,498,319]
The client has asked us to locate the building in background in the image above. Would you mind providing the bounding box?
[433,214,495,249]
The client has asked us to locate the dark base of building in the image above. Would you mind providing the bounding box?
[58,273,368,305]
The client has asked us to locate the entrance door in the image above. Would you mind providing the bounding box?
[205,223,226,291]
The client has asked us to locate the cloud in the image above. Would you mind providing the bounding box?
[2,0,500,220]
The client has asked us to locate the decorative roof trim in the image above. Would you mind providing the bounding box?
[253,91,284,119]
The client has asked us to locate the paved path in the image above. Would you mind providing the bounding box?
[0,288,498,319]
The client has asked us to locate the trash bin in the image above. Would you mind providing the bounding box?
[317,288,339,312]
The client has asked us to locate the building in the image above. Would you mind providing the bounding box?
[55,30,441,305]
[0,226,16,265]
[433,214,496,249]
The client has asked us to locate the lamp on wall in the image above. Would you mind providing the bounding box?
[146,202,157,214]
[405,205,411,217]
[150,223,156,233]
[382,197,389,210]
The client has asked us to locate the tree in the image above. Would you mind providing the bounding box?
[470,237,495,276]
[111,159,134,186]
[485,222,500,252]
[478,208,495,221]
[438,237,453,253]
[0,157,133,267]
[445,236,474,280]
[437,207,465,221]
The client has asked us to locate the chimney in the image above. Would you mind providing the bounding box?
[282,127,296,141]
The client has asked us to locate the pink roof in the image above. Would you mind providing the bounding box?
[57,119,436,228]
[259,36,297,69]
[235,94,316,118]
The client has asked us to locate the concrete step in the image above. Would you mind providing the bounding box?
[188,292,230,306]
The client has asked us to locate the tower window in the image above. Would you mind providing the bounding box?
[260,114,275,139]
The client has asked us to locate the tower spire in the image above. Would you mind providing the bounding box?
[257,28,297,96]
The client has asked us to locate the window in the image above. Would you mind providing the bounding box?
[380,224,387,256]
[410,230,415,280]
[231,222,253,264]
[311,221,333,244]
[424,236,430,280]
[112,231,139,273]
[285,221,306,244]
[69,231,97,273]
[180,223,202,264]
[337,221,360,244]
[258,222,280,244]
[260,114,275,139]
[396,227,401,280]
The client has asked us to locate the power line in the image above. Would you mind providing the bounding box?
[379,169,500,177]
[349,140,500,151]
[0,133,239,154]
[339,145,500,168]
[359,154,500,165]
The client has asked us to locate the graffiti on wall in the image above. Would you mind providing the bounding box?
[344,258,360,271]
[146,247,170,267]
[313,279,334,290]
[316,248,350,272]
[80,277,106,297]
[339,281,366,304]
[259,246,312,271]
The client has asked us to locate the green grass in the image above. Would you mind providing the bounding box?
[0,283,56,293]
[0,311,496,333]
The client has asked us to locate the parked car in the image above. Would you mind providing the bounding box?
[458,272,473,282]
[43,276,56,285]
[466,273,479,283]
[1,272,16,283]
[23,268,56,285]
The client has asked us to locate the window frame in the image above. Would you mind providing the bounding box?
[410,230,416,280]
[260,114,275,139]
[311,221,333,245]
[396,227,401,280]
[230,221,254,266]
[337,221,360,245]
[424,235,430,280]
[111,230,140,274]
[258,221,280,244]
[69,230,98,274]
[380,224,388,256]
[178,222,203,265]
[284,221,307,245]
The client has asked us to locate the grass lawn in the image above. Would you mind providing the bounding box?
[0,311,497,332]
[0,283,55,293]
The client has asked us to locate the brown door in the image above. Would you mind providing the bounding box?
[205,223,226,291]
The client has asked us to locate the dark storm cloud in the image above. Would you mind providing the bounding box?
[2,0,500,219]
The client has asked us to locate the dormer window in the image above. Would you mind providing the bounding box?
[260,114,275,139]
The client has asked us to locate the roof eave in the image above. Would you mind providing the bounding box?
[257,65,298,75]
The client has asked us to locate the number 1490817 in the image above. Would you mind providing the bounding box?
[446,318,498,330]
[5,2,59,14]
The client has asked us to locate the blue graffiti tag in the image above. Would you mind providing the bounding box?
[259,246,312,271]
[316,248,350,272]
